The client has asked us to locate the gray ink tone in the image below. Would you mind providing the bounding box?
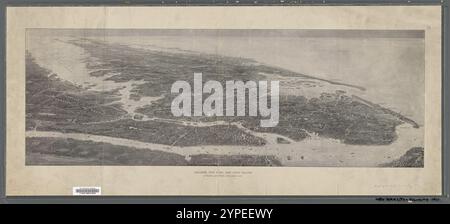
[28,28,425,38]
[379,147,424,168]
[25,29,424,167]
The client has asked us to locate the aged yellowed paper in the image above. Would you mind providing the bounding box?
[6,6,442,195]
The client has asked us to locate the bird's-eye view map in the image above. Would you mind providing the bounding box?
[25,29,425,167]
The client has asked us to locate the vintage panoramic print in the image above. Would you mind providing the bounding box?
[6,6,442,196]
[25,29,425,167]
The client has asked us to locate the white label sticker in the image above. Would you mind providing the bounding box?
[72,187,101,196]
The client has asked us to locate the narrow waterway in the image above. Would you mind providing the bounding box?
[26,122,421,166]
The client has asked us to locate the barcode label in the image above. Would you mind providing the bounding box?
[72,187,101,196]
